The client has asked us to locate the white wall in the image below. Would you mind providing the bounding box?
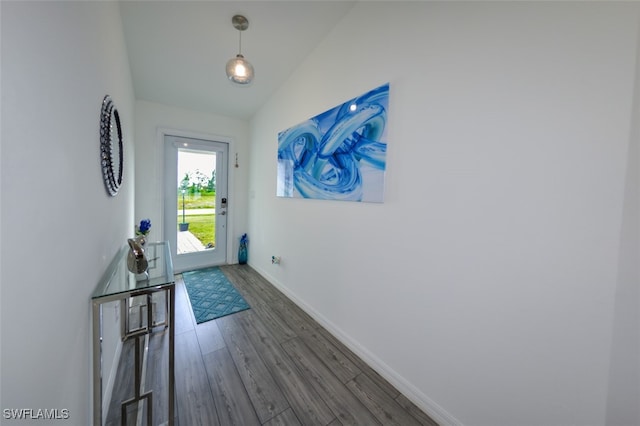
[248,2,640,425]
[1,1,135,424]
[605,18,640,425]
[134,100,250,264]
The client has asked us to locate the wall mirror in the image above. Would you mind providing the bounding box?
[100,95,123,196]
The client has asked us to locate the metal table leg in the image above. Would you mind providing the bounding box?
[168,285,175,425]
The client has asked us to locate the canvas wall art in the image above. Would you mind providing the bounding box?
[277,83,389,203]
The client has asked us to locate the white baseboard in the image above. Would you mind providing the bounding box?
[250,263,463,426]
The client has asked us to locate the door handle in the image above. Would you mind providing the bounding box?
[219,211,226,215]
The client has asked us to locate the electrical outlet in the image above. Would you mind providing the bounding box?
[271,256,281,265]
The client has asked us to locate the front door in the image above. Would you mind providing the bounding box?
[164,135,228,272]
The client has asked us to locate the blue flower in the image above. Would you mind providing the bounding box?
[136,218,151,235]
[240,233,248,245]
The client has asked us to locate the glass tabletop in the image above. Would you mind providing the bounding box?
[92,241,174,300]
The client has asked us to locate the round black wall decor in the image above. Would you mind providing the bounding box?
[100,95,123,196]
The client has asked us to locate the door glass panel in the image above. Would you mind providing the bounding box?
[176,149,216,255]
[165,134,228,271]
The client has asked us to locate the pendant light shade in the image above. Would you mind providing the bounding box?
[226,54,254,85]
[226,15,254,85]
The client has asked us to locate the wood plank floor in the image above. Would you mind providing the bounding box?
[106,264,438,426]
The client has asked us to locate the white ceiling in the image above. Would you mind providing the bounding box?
[120,1,356,120]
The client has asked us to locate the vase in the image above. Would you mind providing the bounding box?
[135,234,146,247]
[238,242,248,264]
[127,238,148,274]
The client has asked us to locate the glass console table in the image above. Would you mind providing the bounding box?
[91,241,175,426]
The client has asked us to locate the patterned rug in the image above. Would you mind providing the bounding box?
[182,266,250,324]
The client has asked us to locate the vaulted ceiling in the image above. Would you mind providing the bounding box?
[120,1,356,120]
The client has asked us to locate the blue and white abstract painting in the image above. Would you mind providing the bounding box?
[277,83,389,203]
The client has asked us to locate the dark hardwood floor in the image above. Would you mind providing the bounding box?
[106,264,438,426]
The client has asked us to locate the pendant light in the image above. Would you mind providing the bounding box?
[225,15,254,85]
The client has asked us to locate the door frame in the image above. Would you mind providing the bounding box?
[158,127,235,272]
